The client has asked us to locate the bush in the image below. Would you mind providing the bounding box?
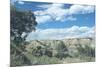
[27,55,60,65]
[32,45,53,57]
[76,44,95,57]
[52,41,69,59]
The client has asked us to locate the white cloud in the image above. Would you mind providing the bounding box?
[26,26,95,41]
[18,1,24,5]
[11,0,25,5]
[34,4,95,23]
[69,5,95,14]
[36,15,51,23]
[37,3,63,9]
[63,16,77,22]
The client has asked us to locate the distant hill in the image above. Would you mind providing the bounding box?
[25,37,95,56]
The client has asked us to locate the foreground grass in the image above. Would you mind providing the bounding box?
[61,56,95,63]
[18,52,95,66]
[29,55,60,65]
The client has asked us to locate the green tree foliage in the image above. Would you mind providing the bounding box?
[10,5,37,66]
[10,5,37,43]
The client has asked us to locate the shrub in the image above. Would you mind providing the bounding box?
[76,44,95,57]
[31,55,60,65]
[53,41,69,59]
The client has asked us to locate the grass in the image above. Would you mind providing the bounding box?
[24,54,60,65]
[61,56,95,64]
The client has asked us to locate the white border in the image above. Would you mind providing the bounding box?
[0,0,99,67]
[0,0,10,67]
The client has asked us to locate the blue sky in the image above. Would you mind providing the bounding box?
[11,0,95,41]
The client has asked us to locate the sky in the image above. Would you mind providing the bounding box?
[11,0,95,41]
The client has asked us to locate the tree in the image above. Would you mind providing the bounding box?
[10,5,37,43]
[10,5,38,66]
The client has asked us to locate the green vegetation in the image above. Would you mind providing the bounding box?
[26,55,60,65]
[10,4,37,67]
[11,38,95,66]
[77,44,95,57]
